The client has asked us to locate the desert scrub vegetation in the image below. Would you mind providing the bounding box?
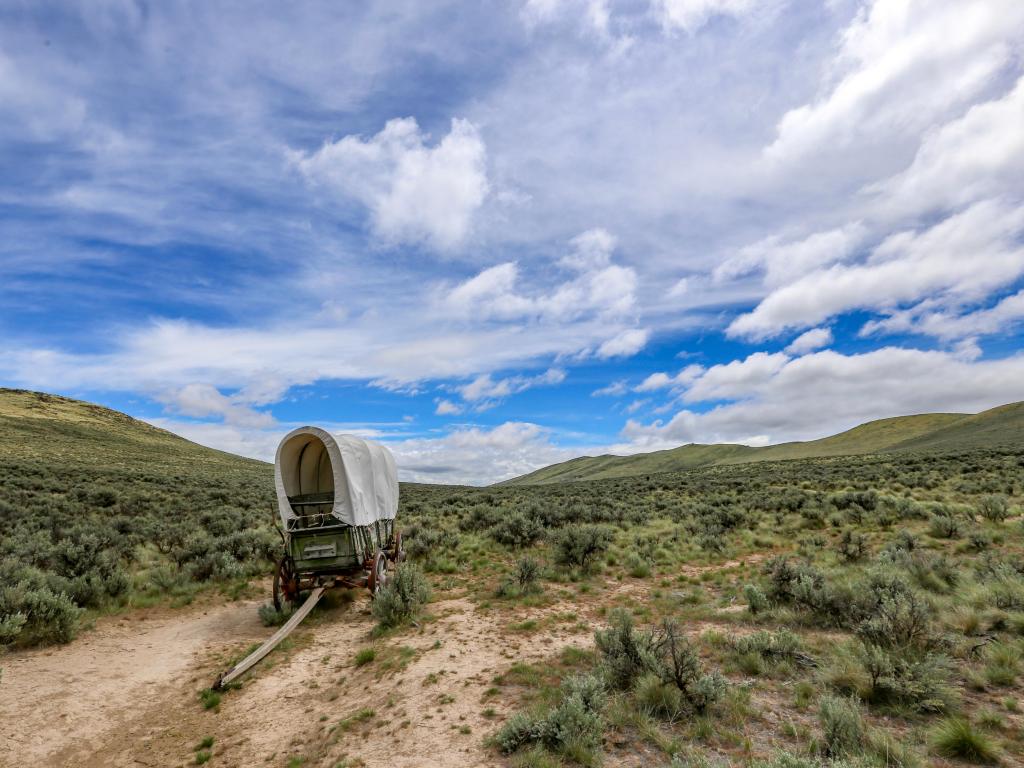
[0,390,277,647]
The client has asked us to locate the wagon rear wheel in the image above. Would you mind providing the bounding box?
[273,556,299,612]
[367,550,389,599]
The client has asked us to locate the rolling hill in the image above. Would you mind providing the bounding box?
[0,387,271,477]
[504,401,1024,485]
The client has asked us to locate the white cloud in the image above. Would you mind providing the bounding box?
[785,327,832,355]
[592,379,629,396]
[653,0,757,34]
[766,0,1024,166]
[434,398,463,415]
[156,383,276,428]
[870,75,1024,218]
[633,363,704,392]
[861,289,1024,341]
[390,421,582,484]
[621,346,1024,450]
[458,367,566,404]
[714,223,867,288]
[597,328,649,358]
[728,199,1024,339]
[294,117,488,249]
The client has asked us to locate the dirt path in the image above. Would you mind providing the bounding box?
[0,597,267,767]
[0,590,593,768]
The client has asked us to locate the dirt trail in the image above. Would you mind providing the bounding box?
[0,591,592,768]
[0,597,267,767]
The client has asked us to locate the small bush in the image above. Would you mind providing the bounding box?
[371,562,431,629]
[744,584,769,615]
[818,694,864,759]
[354,647,376,666]
[490,512,543,549]
[929,717,999,764]
[258,602,293,627]
[199,688,221,711]
[551,524,613,573]
[594,609,656,690]
[495,673,605,757]
[978,495,1010,523]
[635,673,683,720]
[928,514,960,539]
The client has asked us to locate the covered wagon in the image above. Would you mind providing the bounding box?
[272,426,404,609]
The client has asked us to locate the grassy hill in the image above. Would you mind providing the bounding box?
[0,389,276,647]
[0,388,271,475]
[505,401,1023,485]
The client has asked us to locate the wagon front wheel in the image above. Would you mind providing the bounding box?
[273,556,298,612]
[368,550,389,599]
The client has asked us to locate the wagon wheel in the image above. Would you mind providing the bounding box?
[367,550,389,599]
[273,555,299,612]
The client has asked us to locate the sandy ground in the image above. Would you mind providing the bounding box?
[0,588,592,768]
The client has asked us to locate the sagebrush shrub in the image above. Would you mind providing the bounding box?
[978,494,1010,523]
[495,673,605,755]
[371,562,431,629]
[489,511,543,548]
[551,524,613,572]
[818,694,864,759]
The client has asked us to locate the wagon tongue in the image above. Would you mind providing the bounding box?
[213,586,325,690]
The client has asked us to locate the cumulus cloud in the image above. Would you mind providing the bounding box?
[621,346,1024,450]
[728,200,1024,339]
[714,223,867,288]
[766,0,1024,166]
[870,75,1024,218]
[653,0,756,34]
[597,328,649,358]
[861,289,1024,342]
[458,367,566,406]
[294,117,488,249]
[633,363,704,392]
[156,383,276,428]
[434,398,463,415]
[785,327,832,355]
[390,421,581,484]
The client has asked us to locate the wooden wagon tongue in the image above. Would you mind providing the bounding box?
[213,587,325,690]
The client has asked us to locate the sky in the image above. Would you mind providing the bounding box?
[1,0,1023,485]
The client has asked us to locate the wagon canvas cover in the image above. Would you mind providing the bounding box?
[274,426,398,528]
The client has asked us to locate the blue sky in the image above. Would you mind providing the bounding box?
[1,0,1023,484]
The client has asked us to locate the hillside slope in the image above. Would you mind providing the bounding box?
[0,388,269,476]
[505,401,1022,485]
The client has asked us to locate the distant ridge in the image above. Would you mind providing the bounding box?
[502,401,1024,485]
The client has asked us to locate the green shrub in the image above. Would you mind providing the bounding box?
[490,512,543,548]
[818,694,864,759]
[928,514,960,539]
[929,717,999,764]
[594,608,656,690]
[258,602,293,627]
[551,524,613,573]
[978,495,1010,523]
[371,562,431,629]
[635,672,684,720]
[354,647,376,666]
[744,584,769,615]
[495,673,605,757]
